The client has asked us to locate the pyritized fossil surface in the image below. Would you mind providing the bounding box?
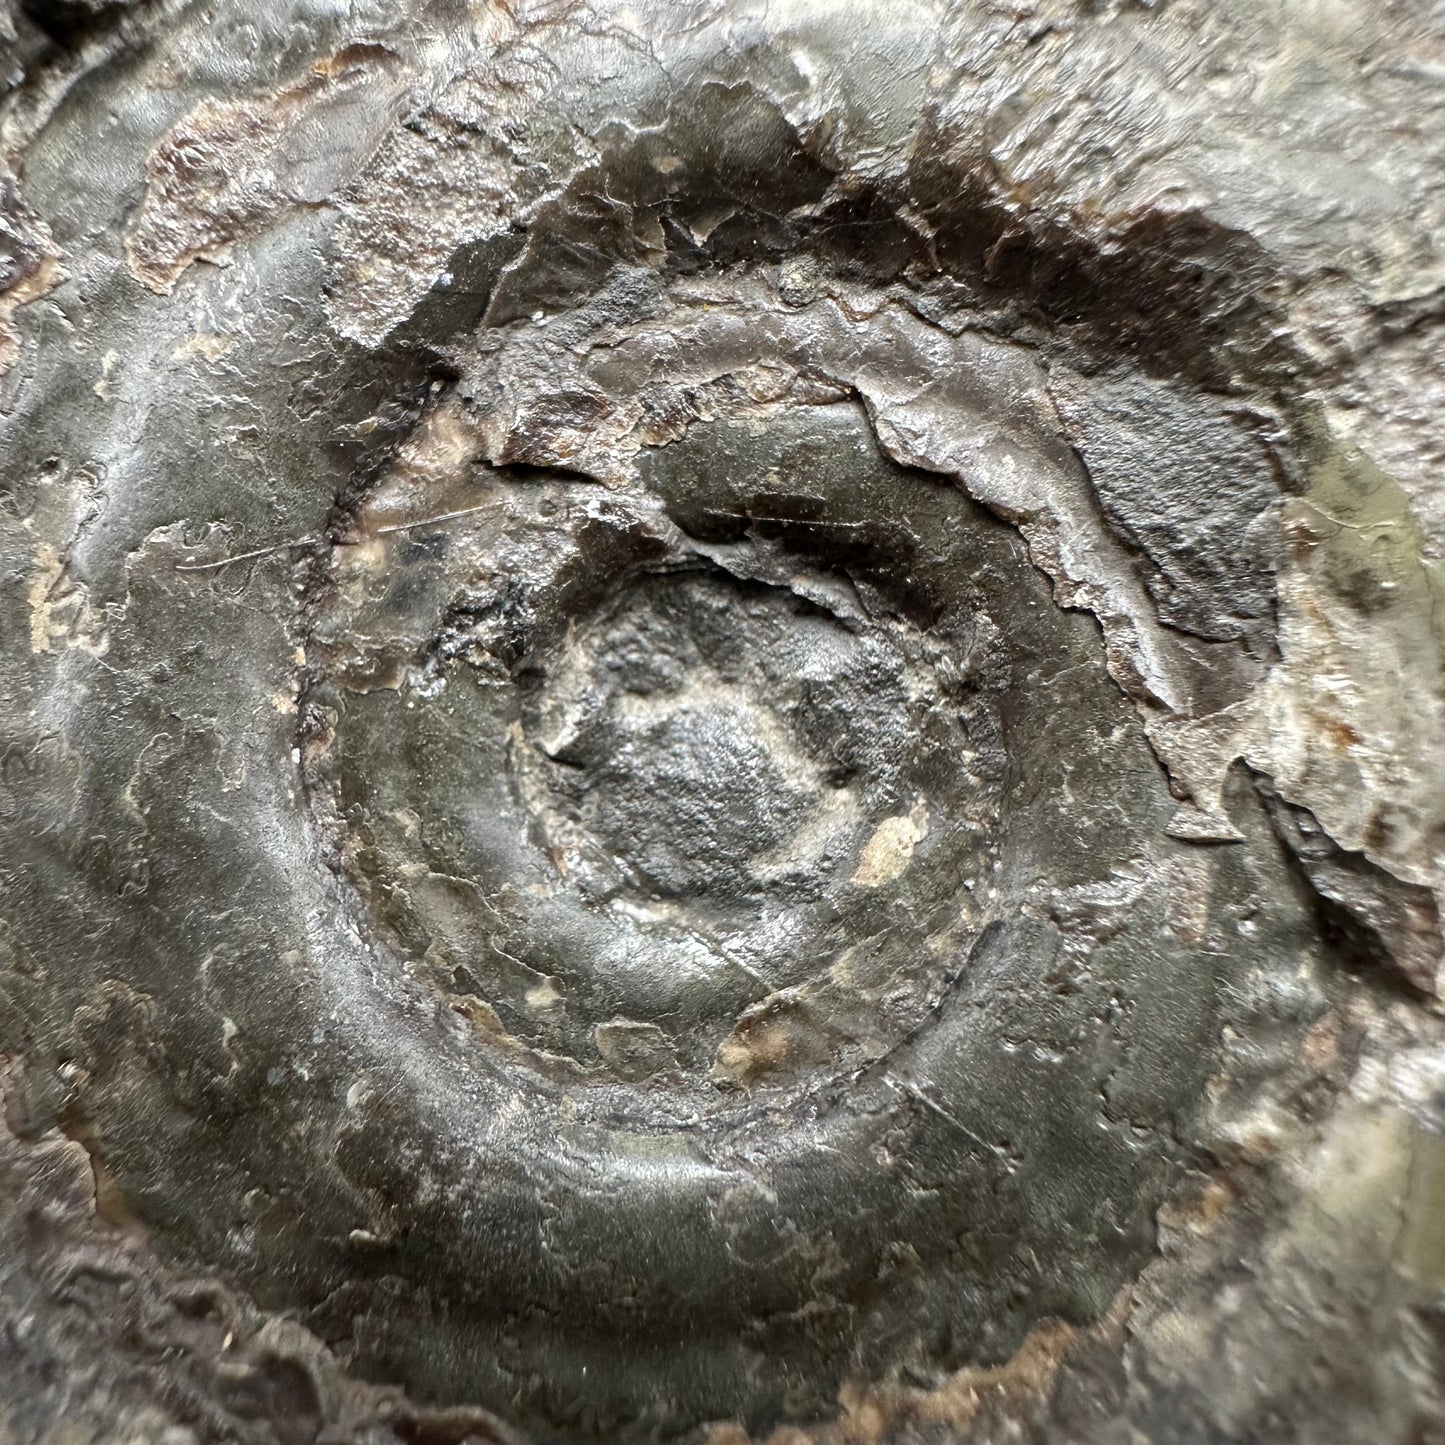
[0,1,1443,1442]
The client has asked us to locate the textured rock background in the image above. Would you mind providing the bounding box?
[0,1,1443,1442]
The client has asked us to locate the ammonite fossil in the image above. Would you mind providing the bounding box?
[1,1,1443,1442]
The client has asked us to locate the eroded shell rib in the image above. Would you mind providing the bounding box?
[0,1,1442,1441]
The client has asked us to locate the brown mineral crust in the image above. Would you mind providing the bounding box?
[123,44,406,295]
[0,168,62,373]
[701,1309,1115,1445]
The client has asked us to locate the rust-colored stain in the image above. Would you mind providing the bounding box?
[1324,717,1362,752]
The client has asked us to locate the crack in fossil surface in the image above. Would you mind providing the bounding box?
[0,0,1443,1441]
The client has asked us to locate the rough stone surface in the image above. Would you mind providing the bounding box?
[0,2,1442,1442]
